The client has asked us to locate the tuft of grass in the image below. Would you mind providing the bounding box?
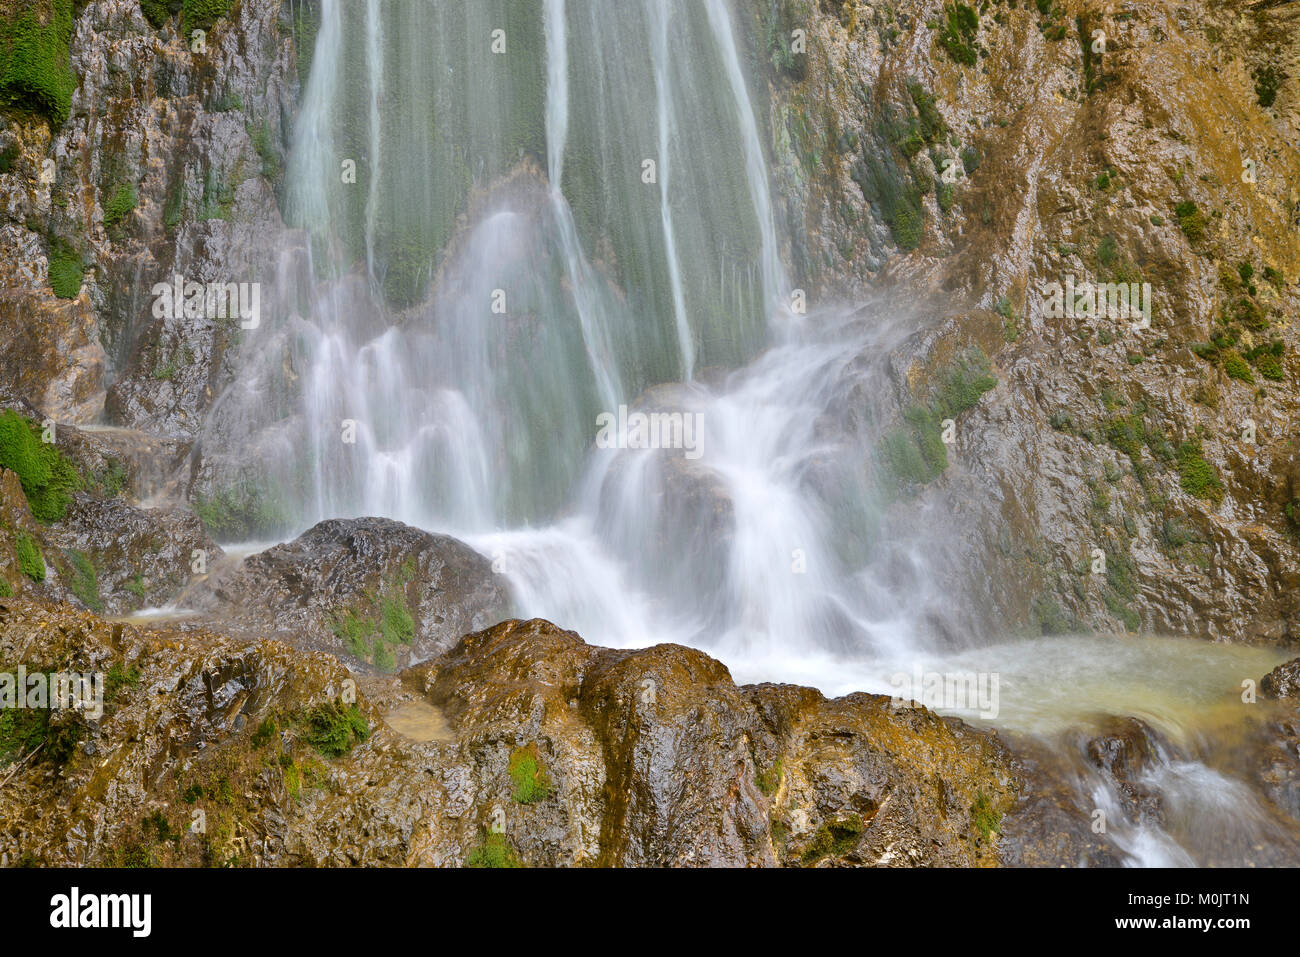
[756,758,784,797]
[15,531,44,581]
[508,744,553,804]
[250,717,276,749]
[1174,201,1205,243]
[971,791,1002,839]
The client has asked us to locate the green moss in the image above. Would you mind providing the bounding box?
[0,579,11,597]
[140,0,183,29]
[378,592,414,647]
[0,409,81,521]
[1176,439,1223,505]
[508,744,553,804]
[330,608,375,660]
[1174,201,1206,243]
[104,661,141,703]
[182,0,230,34]
[102,183,137,228]
[465,831,522,868]
[0,0,77,125]
[1253,64,1285,109]
[46,236,84,299]
[801,814,865,864]
[15,531,44,581]
[67,549,102,612]
[250,717,276,748]
[0,672,82,767]
[971,791,1001,839]
[938,3,979,66]
[1223,352,1254,383]
[0,141,19,173]
[879,351,996,493]
[302,701,368,758]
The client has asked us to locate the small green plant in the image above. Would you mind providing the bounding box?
[124,574,146,599]
[1174,201,1205,243]
[46,237,83,299]
[801,814,865,864]
[105,662,141,703]
[67,550,103,612]
[756,758,784,797]
[102,183,137,228]
[971,791,1001,839]
[302,701,368,758]
[1223,352,1254,383]
[15,531,44,581]
[251,717,276,748]
[1253,64,1285,109]
[1177,439,1223,504]
[466,831,522,868]
[508,744,553,804]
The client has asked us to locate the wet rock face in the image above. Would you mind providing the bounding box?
[0,601,1023,867]
[40,496,219,615]
[1261,658,1300,701]
[194,518,513,672]
[766,0,1300,644]
[0,0,296,439]
[424,618,1020,866]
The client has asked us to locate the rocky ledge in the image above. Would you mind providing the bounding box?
[0,598,1022,867]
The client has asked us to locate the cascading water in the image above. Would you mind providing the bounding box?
[192,0,1300,866]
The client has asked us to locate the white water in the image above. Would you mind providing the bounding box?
[194,0,1299,867]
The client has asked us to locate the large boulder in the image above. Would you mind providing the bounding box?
[194,517,512,671]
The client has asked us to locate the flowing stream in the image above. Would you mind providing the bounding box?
[193,0,1299,866]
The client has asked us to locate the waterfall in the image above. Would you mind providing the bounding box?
[185,0,1300,867]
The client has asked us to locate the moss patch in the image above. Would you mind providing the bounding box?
[0,0,78,125]
[1176,439,1223,505]
[801,814,865,864]
[302,701,368,758]
[466,831,522,868]
[15,530,44,581]
[0,409,81,521]
[46,236,84,299]
[508,743,553,804]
